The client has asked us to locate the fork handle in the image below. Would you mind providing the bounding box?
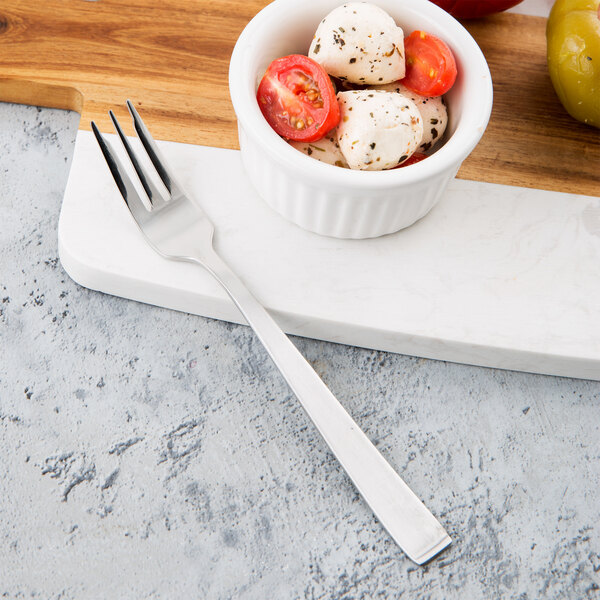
[197,249,450,564]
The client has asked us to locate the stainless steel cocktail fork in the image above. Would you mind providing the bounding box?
[91,100,451,564]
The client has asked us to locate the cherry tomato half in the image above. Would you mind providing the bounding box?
[430,0,524,19]
[401,31,457,97]
[256,54,340,142]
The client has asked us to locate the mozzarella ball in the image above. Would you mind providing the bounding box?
[308,3,405,85]
[289,131,349,168]
[372,81,448,152]
[336,90,423,170]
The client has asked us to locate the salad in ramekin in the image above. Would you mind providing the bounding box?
[229,0,493,239]
[257,3,457,172]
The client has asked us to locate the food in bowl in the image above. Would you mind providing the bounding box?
[256,3,457,171]
[228,0,493,238]
[256,54,340,142]
[336,90,423,170]
[288,134,349,168]
[401,30,457,96]
[372,81,448,153]
[308,2,406,84]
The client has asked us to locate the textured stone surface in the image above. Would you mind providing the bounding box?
[0,102,599,599]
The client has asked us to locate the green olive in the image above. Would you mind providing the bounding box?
[546,0,600,128]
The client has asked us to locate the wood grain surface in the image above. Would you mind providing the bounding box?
[0,1,598,196]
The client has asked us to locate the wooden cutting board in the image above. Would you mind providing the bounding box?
[0,0,598,196]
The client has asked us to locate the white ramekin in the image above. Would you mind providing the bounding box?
[229,0,493,239]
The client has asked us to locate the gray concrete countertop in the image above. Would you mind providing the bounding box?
[1,102,598,599]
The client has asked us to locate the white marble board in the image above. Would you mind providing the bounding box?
[58,130,600,381]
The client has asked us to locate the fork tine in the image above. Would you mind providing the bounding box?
[126,99,183,197]
[91,121,151,224]
[109,110,167,208]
